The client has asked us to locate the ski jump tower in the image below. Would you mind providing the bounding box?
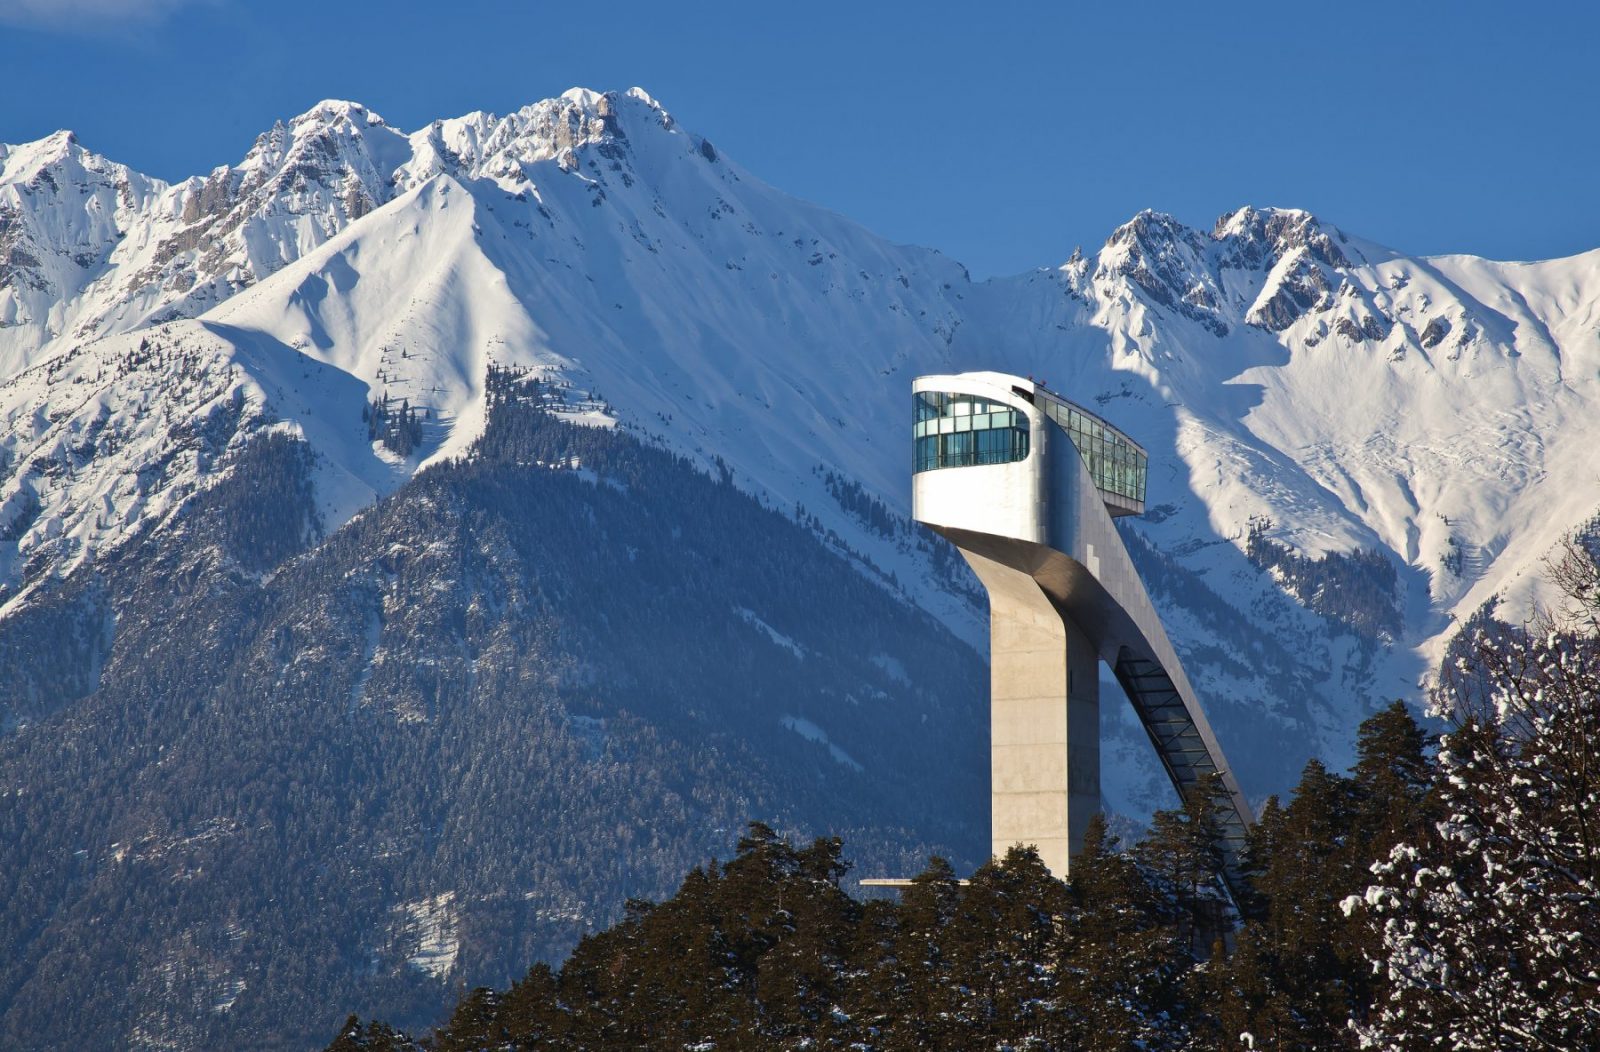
[912,371,1253,897]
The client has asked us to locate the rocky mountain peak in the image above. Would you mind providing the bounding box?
[1095,210,1228,335]
[0,87,710,372]
[129,98,414,320]
[0,129,161,371]
[238,98,406,191]
[1213,205,1353,271]
[623,85,667,113]
[1105,208,1202,251]
[0,129,125,189]
[395,87,673,194]
[1078,207,1385,337]
[1206,207,1367,333]
[290,98,388,129]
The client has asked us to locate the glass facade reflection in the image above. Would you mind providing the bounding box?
[1033,392,1148,506]
[913,391,1030,472]
[912,386,1148,508]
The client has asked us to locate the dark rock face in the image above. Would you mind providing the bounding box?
[1103,212,1204,302]
[1247,254,1333,332]
[1215,206,1352,271]
[0,205,47,294]
[595,92,627,139]
[1205,208,1358,333]
[1098,211,1229,336]
[1420,315,1452,348]
[1088,207,1371,337]
[1336,313,1390,343]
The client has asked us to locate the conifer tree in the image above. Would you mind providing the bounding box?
[430,988,502,1050]
[1349,700,1433,847]
[1218,761,1361,1050]
[747,833,857,1043]
[867,855,963,1051]
[1351,538,1600,1051]
[647,867,733,1046]
[1135,772,1231,957]
[324,1015,418,1051]
[1058,814,1191,1051]
[941,846,1067,1048]
[491,963,566,1049]
[1342,698,1434,1028]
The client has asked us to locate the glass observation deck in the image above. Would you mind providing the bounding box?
[912,391,1030,472]
[913,385,1148,514]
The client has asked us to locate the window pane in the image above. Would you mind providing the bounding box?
[911,390,1033,473]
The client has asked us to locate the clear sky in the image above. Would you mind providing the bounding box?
[2,0,1596,278]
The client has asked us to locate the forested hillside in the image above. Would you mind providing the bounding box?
[0,371,987,1050]
[325,701,1435,1051]
[329,545,1600,1052]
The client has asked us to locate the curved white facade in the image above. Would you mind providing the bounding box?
[913,371,1253,899]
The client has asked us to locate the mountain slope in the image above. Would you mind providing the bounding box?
[0,101,414,378]
[7,88,1600,796]
[0,387,987,1049]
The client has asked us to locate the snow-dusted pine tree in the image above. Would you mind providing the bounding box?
[1347,537,1600,1050]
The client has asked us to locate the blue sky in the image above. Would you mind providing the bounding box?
[2,0,1595,277]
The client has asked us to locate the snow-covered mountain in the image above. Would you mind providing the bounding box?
[5,86,1600,809]
[8,85,1600,1050]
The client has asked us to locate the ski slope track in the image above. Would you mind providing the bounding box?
[4,86,1599,813]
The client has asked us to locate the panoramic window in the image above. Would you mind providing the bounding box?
[913,391,1030,472]
[911,388,1148,506]
[1036,396,1148,505]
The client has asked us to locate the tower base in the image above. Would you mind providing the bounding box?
[959,545,1100,878]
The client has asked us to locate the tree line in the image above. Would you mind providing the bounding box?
[323,703,1423,1051]
[328,535,1600,1051]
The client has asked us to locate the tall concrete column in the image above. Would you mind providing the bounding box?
[961,547,1101,878]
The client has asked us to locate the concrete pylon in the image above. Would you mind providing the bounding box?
[912,371,1253,897]
[960,546,1099,875]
